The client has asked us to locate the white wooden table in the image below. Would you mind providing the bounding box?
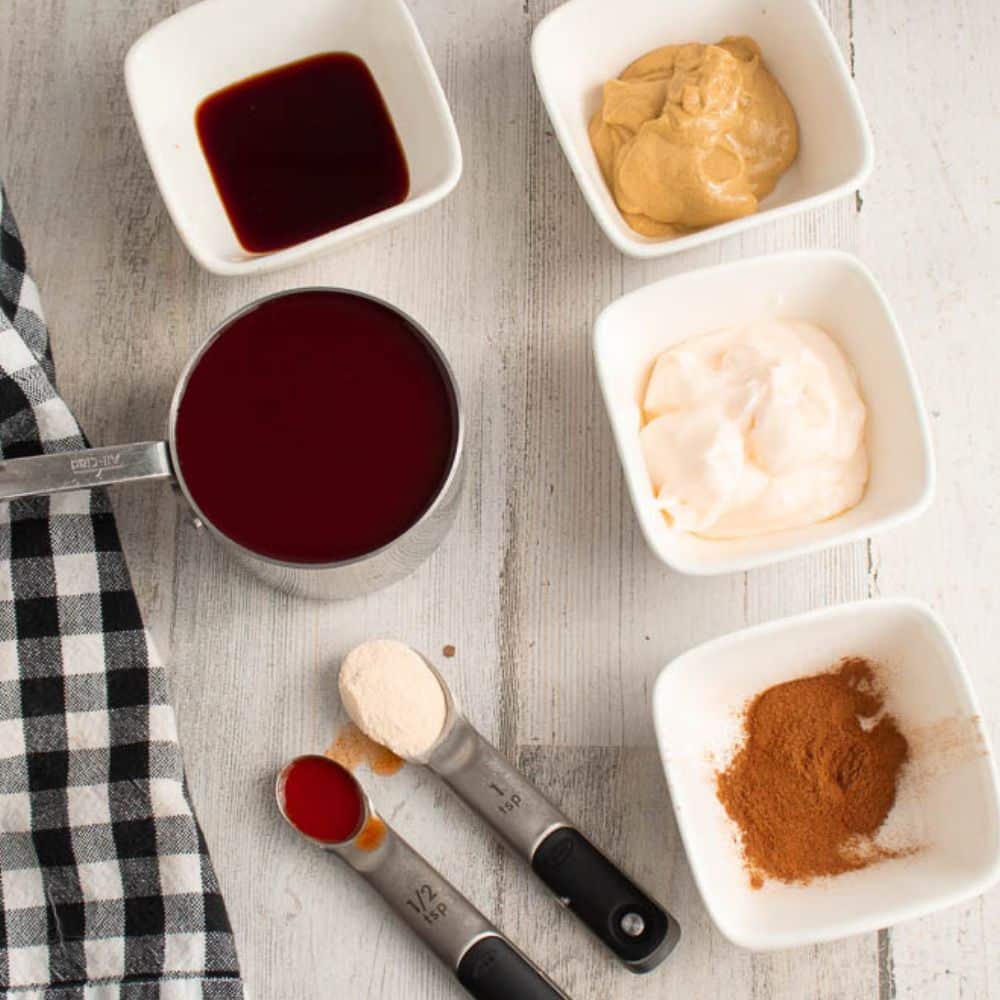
[2,2,998,997]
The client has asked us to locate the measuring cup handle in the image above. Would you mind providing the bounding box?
[0,441,173,501]
[456,935,569,1000]
[531,827,679,973]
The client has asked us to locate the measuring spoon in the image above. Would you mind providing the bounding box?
[276,755,570,1000]
[390,654,680,973]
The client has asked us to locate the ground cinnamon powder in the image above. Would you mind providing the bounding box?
[716,658,910,887]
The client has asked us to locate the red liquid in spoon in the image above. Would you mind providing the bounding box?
[281,756,363,843]
[174,291,458,563]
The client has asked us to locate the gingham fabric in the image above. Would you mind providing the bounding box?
[0,188,243,998]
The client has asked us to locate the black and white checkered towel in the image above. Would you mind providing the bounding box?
[0,189,243,998]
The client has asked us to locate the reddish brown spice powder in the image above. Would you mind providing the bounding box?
[716,658,910,887]
[355,816,388,853]
[325,723,404,777]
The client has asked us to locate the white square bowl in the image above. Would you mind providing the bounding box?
[531,0,874,258]
[593,250,934,575]
[653,599,1000,951]
[125,0,462,276]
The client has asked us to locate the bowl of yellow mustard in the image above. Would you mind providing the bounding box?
[531,0,873,257]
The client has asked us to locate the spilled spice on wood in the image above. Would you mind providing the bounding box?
[716,657,910,887]
[325,722,404,777]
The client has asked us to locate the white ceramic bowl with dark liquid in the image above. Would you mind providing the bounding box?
[125,0,462,275]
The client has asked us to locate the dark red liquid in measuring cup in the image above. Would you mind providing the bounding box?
[173,291,457,564]
[281,757,363,843]
[195,53,409,253]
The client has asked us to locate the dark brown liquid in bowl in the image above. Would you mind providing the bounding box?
[174,291,457,564]
[195,52,409,253]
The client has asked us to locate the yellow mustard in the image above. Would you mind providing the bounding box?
[588,37,799,238]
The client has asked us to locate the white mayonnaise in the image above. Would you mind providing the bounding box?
[639,319,869,539]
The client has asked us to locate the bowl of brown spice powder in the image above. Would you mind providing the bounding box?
[652,598,1000,950]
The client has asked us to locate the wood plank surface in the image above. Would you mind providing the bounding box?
[1,1,997,997]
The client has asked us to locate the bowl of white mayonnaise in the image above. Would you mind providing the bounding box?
[593,249,934,574]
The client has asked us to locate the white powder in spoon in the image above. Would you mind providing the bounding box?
[338,639,447,760]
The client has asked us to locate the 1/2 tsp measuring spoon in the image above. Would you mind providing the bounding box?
[276,755,570,1000]
[343,648,681,973]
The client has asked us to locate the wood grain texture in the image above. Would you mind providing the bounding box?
[1,0,997,997]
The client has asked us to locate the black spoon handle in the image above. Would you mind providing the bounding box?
[429,717,680,973]
[457,935,569,1000]
[532,826,680,973]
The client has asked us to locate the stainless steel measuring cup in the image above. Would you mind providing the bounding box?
[276,756,571,999]
[0,288,464,601]
[411,655,680,974]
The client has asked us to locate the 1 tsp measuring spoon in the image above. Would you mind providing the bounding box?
[339,644,681,973]
[276,755,570,1000]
